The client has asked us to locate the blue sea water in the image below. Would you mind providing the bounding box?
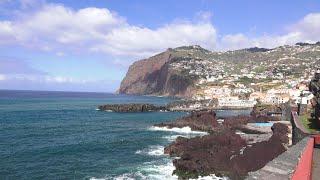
[0,90,250,180]
[253,122,274,127]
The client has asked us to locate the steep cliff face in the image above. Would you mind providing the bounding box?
[118,48,198,97]
[119,50,171,95]
[119,43,320,98]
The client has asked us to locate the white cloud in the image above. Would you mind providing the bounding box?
[1,2,320,58]
[0,3,217,59]
[220,33,250,50]
[195,11,213,22]
[219,13,320,50]
[0,21,16,44]
[291,13,320,41]
[0,74,6,81]
[44,76,89,84]
[93,22,216,57]
[0,73,114,92]
[2,73,90,84]
[56,52,65,57]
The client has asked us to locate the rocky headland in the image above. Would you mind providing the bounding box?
[155,110,218,132]
[118,44,320,99]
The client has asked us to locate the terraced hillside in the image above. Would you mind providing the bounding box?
[119,43,320,98]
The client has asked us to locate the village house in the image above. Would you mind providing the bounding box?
[263,93,290,104]
[218,96,257,108]
[203,86,232,99]
[249,92,266,101]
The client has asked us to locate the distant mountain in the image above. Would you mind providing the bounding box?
[118,43,320,98]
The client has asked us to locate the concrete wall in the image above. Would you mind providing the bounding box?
[246,137,312,180]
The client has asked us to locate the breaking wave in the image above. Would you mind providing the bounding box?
[135,145,165,156]
[149,126,208,135]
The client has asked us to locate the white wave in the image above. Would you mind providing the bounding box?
[114,172,145,180]
[137,160,178,180]
[163,135,187,142]
[192,174,229,180]
[149,126,208,135]
[135,145,165,156]
[90,160,226,180]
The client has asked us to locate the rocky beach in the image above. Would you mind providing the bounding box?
[155,110,290,179]
[98,101,291,179]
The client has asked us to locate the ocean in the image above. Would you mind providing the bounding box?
[0,90,250,180]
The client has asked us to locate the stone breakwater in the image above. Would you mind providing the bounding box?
[155,111,218,132]
[155,111,290,179]
[98,103,167,112]
[98,99,261,113]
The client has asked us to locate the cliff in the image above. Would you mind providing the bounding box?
[118,46,206,97]
[119,43,320,98]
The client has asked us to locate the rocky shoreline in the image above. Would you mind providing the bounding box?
[97,101,290,179]
[97,100,255,113]
[155,110,290,179]
[97,103,167,112]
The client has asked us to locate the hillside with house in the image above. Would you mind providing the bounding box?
[119,43,320,109]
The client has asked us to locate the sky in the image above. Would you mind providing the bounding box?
[0,0,320,92]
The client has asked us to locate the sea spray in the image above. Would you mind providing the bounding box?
[149,126,208,135]
[135,145,165,156]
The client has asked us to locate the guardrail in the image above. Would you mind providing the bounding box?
[291,137,314,180]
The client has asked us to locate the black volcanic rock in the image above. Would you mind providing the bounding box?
[165,123,289,179]
[251,104,283,118]
[156,109,290,179]
[98,103,167,112]
[155,110,218,132]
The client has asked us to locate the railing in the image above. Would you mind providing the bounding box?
[291,137,314,180]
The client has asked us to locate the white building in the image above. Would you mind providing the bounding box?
[263,93,290,104]
[233,88,253,94]
[203,86,232,99]
[218,97,257,108]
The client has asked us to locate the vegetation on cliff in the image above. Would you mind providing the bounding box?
[119,43,320,98]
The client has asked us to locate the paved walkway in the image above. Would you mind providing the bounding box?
[246,138,310,180]
[312,147,320,180]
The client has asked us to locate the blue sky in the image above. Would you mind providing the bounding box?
[0,0,320,92]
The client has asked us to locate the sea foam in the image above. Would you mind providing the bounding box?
[163,135,188,141]
[109,161,227,180]
[135,145,165,156]
[149,126,208,135]
[138,161,178,180]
